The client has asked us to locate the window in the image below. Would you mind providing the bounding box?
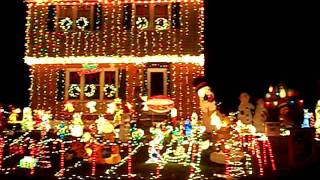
[84,72,100,100]
[134,3,170,31]
[56,5,94,31]
[65,68,118,101]
[147,68,167,96]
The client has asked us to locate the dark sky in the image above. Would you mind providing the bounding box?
[0,1,318,112]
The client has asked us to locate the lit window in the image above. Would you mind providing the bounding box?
[65,69,118,101]
[56,5,95,31]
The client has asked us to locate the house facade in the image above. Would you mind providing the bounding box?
[24,0,205,120]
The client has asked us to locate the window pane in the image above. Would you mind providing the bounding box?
[85,72,100,99]
[136,4,149,17]
[77,6,91,30]
[78,6,91,17]
[104,71,116,99]
[155,4,168,17]
[59,6,73,18]
[85,72,100,84]
[151,72,164,96]
[68,72,80,99]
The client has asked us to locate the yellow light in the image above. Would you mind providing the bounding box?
[279,89,286,98]
[268,86,273,93]
[210,112,221,130]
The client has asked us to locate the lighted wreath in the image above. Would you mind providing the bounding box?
[68,84,81,98]
[84,84,97,98]
[136,17,149,30]
[104,84,117,98]
[76,17,89,31]
[155,18,170,31]
[59,17,73,31]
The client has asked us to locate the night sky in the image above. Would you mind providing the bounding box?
[0,1,318,112]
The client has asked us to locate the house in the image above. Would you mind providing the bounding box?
[24,0,205,121]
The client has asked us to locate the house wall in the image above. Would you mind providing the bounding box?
[25,1,204,58]
[30,63,203,120]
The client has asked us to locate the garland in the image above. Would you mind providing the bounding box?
[68,84,80,98]
[59,17,73,31]
[104,84,117,98]
[76,17,89,31]
[136,17,149,30]
[155,18,170,31]
[84,84,97,98]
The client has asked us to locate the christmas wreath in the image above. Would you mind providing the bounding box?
[76,17,89,31]
[155,18,170,31]
[104,84,116,98]
[136,17,149,30]
[84,84,97,98]
[59,17,73,31]
[68,84,81,98]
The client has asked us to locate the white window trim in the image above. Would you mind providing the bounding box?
[65,68,118,101]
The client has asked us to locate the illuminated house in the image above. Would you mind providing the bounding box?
[24,0,204,120]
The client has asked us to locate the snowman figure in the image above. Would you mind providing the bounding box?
[253,98,268,133]
[69,113,84,137]
[95,115,114,134]
[237,93,255,125]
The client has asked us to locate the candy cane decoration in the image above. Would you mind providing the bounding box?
[262,140,267,167]
[128,143,132,178]
[92,142,97,176]
[60,140,65,177]
[30,139,35,175]
[266,139,276,171]
[255,140,264,176]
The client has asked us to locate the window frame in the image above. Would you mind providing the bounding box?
[133,3,171,31]
[65,68,119,101]
[56,5,95,32]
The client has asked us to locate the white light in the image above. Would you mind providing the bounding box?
[24,55,205,66]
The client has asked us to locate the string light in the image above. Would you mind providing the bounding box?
[30,139,36,175]
[91,142,97,176]
[0,137,3,170]
[25,55,204,65]
[59,140,65,177]
[266,139,276,171]
[262,139,267,167]
[254,139,264,176]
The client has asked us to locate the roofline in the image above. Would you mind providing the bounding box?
[24,55,205,66]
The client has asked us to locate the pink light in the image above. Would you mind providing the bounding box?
[266,140,276,171]
[189,144,196,174]
[223,140,230,178]
[262,140,267,167]
[30,139,35,175]
[156,146,160,179]
[255,140,264,176]
[0,137,3,170]
[92,143,97,176]
[60,141,65,177]
[128,143,132,178]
